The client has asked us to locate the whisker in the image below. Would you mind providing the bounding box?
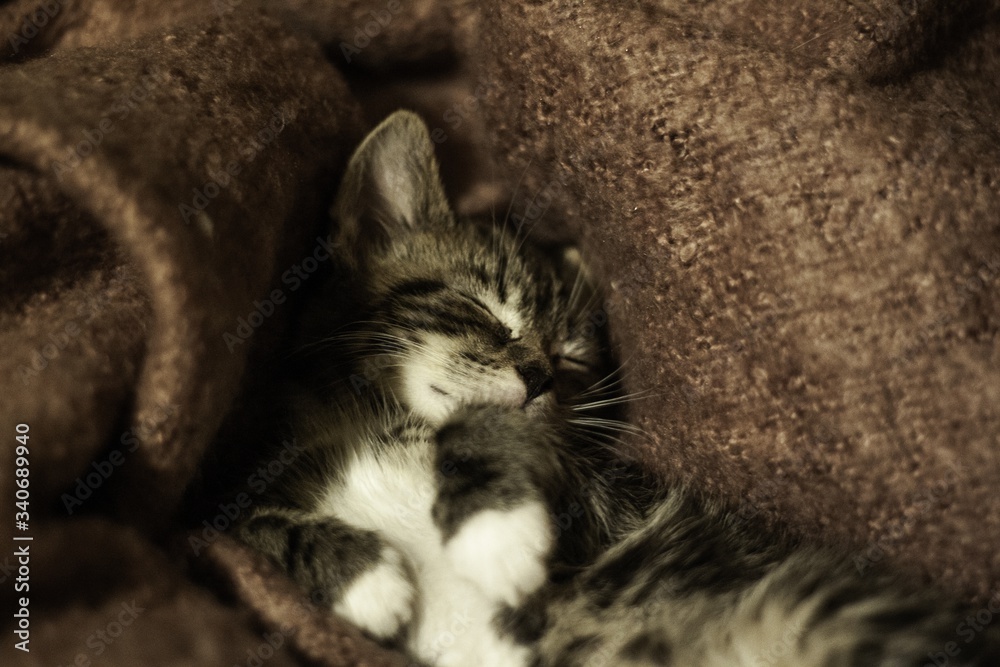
[494,158,535,285]
[572,390,656,411]
[568,416,646,436]
[576,367,632,398]
[566,261,587,313]
[501,156,534,231]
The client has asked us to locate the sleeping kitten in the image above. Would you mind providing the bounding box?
[235,110,999,667]
[233,109,610,666]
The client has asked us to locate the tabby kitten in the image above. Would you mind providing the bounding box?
[236,110,999,667]
[234,109,614,667]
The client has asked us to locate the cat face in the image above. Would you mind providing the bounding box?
[333,111,604,426]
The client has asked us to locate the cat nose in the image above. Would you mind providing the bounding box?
[517,363,553,403]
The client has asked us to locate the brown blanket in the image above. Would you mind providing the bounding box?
[478,0,1000,601]
[0,0,997,665]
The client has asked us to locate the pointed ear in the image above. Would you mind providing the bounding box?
[332,110,452,260]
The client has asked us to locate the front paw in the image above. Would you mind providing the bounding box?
[409,577,535,667]
[333,545,415,639]
[434,636,534,667]
[444,501,553,606]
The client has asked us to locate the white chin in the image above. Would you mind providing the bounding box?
[402,384,456,427]
[399,363,530,426]
[399,363,455,425]
[524,392,554,417]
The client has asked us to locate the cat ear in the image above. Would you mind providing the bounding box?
[332,110,452,260]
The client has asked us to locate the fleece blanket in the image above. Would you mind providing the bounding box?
[0,0,997,665]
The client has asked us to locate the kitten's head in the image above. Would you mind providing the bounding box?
[331,110,607,426]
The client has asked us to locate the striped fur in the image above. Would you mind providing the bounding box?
[235,110,618,666]
[536,490,1000,666]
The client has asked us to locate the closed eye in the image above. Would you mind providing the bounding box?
[552,354,593,371]
[455,292,514,344]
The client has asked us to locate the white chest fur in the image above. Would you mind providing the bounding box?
[315,437,536,667]
[317,439,440,552]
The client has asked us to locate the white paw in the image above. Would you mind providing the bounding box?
[444,501,554,606]
[333,546,415,638]
[435,636,533,667]
[408,580,533,667]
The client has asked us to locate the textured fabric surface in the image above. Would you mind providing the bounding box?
[1,0,998,665]
[644,0,992,81]
[478,0,1000,602]
[0,1,394,665]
